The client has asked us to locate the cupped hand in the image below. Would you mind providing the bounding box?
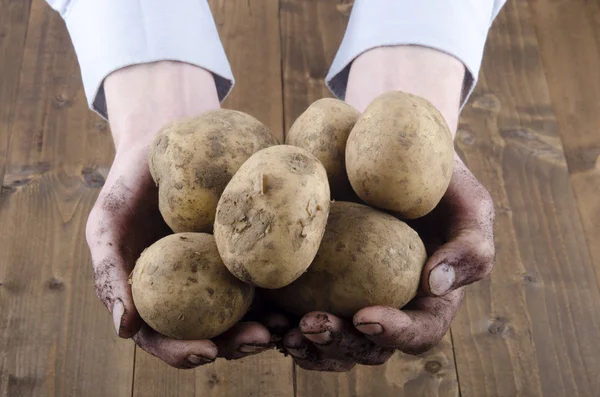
[282,157,495,371]
[86,147,283,368]
[81,61,288,368]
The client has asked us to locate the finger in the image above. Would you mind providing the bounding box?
[87,159,170,338]
[423,164,495,296]
[213,321,274,360]
[133,325,218,369]
[87,202,143,339]
[91,252,143,339]
[282,328,356,372]
[354,288,464,355]
[422,227,495,296]
[299,312,394,366]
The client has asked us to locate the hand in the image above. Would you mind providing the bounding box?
[84,61,283,368]
[282,157,495,371]
[281,45,495,372]
[86,146,284,367]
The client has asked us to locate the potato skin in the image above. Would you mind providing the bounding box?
[131,233,254,340]
[270,201,426,318]
[214,145,330,289]
[286,98,360,200]
[346,91,454,219]
[149,109,278,233]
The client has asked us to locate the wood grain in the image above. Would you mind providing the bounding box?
[214,0,285,141]
[3,1,600,397]
[528,0,600,313]
[280,0,352,129]
[0,0,32,185]
[280,1,459,396]
[294,338,458,397]
[131,1,294,396]
[0,1,132,396]
[453,1,600,396]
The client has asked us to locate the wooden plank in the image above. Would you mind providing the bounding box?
[0,0,31,388]
[294,338,458,397]
[280,0,352,119]
[131,1,294,396]
[0,1,133,396]
[215,0,285,141]
[528,0,600,319]
[280,1,459,396]
[0,0,31,185]
[452,1,600,396]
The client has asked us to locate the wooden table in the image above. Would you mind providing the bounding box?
[2,1,600,396]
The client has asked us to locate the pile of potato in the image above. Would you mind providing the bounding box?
[130,92,454,340]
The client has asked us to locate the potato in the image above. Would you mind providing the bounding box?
[286,98,360,199]
[214,145,330,289]
[130,233,254,340]
[270,201,426,318]
[345,91,454,219]
[149,109,279,233]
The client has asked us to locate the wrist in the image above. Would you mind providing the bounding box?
[104,61,220,151]
[345,46,465,137]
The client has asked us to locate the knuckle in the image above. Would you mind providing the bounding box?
[403,338,440,356]
[473,184,495,224]
[474,240,495,277]
[364,344,394,360]
[463,234,495,282]
[403,342,435,356]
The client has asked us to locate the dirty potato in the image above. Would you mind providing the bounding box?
[286,98,360,199]
[270,201,426,318]
[149,109,278,233]
[214,145,330,289]
[131,233,254,340]
[346,91,454,219]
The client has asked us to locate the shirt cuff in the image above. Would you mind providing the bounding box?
[326,0,505,108]
[63,0,234,120]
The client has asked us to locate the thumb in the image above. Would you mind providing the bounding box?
[93,255,143,338]
[422,230,495,296]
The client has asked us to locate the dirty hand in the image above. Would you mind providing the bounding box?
[282,157,495,371]
[85,61,278,368]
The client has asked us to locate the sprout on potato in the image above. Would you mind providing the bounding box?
[149,109,278,233]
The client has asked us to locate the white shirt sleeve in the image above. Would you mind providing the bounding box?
[325,0,507,108]
[46,1,506,119]
[45,0,234,120]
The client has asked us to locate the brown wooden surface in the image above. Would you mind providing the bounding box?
[2,0,600,396]
[453,1,600,396]
[0,1,133,397]
[0,0,32,185]
[528,0,600,306]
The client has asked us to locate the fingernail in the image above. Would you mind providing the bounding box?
[285,347,308,359]
[303,331,331,345]
[187,354,214,366]
[112,300,124,336]
[355,322,383,336]
[429,263,456,296]
[238,343,272,354]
